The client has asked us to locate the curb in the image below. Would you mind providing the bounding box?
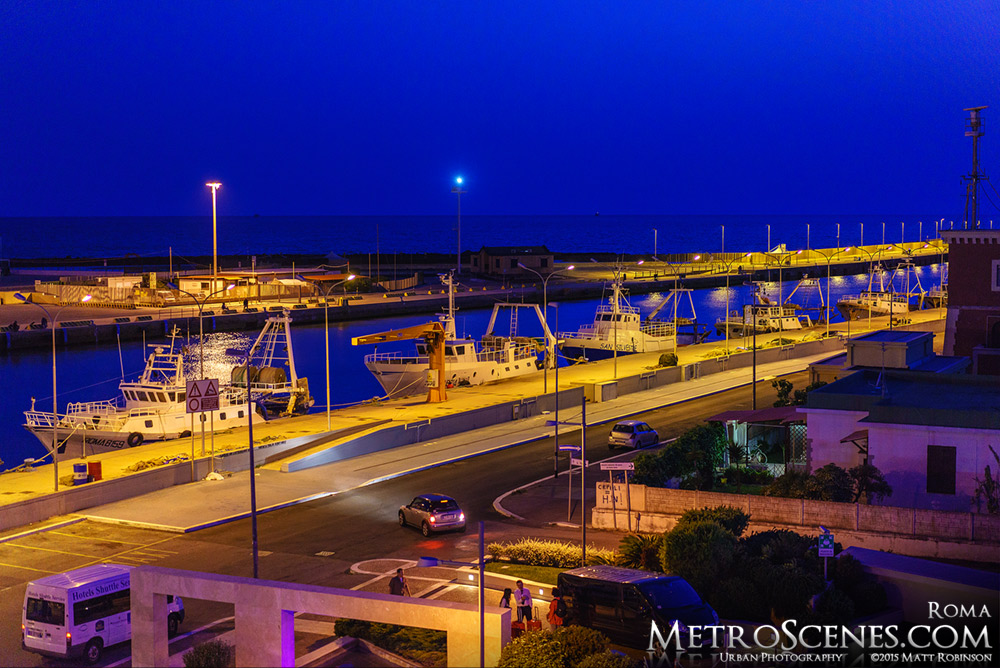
[0,516,85,544]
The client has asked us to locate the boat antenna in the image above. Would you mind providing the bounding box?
[963,106,988,230]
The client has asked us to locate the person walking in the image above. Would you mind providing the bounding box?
[513,580,532,623]
[388,568,410,596]
[547,587,567,628]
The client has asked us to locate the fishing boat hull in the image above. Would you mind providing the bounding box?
[23,402,265,461]
[365,355,541,398]
[559,334,675,362]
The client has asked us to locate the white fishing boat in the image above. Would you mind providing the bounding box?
[645,288,710,346]
[559,276,684,361]
[715,298,814,338]
[23,328,264,460]
[360,274,553,398]
[836,261,926,321]
[231,312,314,416]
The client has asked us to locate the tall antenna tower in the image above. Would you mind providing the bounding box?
[963,106,988,230]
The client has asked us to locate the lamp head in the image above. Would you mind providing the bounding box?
[226,284,235,291]
[206,181,221,190]
[693,255,700,261]
[566,265,575,271]
[416,557,439,568]
[167,281,178,289]
[517,262,527,270]
[455,176,463,185]
[81,295,92,303]
[346,274,356,281]
[637,260,644,265]
[14,292,28,302]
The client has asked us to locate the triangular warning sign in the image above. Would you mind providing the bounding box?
[205,379,219,396]
[188,383,203,398]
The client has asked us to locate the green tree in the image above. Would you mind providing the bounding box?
[772,379,827,407]
[554,626,609,667]
[849,463,893,504]
[973,445,1000,514]
[807,463,854,502]
[659,520,737,595]
[616,533,664,571]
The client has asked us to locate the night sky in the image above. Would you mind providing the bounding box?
[2,2,997,217]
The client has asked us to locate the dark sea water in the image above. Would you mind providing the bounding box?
[0,213,954,260]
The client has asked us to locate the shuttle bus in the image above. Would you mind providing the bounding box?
[22,563,184,664]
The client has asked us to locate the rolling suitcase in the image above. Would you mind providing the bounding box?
[526,605,542,632]
[510,620,525,638]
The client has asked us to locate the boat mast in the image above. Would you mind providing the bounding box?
[439,273,458,339]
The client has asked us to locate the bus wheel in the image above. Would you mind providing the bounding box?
[85,638,104,664]
[168,613,180,637]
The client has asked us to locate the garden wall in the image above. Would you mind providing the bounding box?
[593,483,1000,562]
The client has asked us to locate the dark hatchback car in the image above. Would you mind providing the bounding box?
[557,565,719,650]
[398,494,467,536]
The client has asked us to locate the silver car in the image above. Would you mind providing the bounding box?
[608,420,658,450]
[399,494,467,536]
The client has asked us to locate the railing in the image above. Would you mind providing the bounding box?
[66,398,123,415]
[639,320,676,337]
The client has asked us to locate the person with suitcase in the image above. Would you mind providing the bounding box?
[513,580,533,624]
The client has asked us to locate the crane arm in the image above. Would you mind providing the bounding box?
[351,321,444,346]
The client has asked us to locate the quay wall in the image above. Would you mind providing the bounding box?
[0,251,945,353]
[593,483,1000,562]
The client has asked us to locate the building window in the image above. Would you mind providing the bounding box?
[494,259,500,269]
[993,259,1000,292]
[926,445,956,495]
[541,258,549,268]
[510,258,518,269]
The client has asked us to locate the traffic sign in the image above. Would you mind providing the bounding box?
[186,378,220,413]
[570,458,590,467]
[600,462,635,471]
[558,444,581,452]
[818,533,835,557]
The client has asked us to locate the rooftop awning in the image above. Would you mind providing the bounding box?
[706,405,803,425]
[840,428,869,454]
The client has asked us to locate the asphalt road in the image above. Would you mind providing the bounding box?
[2,371,803,666]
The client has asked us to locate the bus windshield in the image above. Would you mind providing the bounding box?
[25,598,65,626]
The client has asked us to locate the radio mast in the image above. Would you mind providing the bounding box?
[963,106,988,230]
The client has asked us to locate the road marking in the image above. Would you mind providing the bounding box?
[0,518,85,545]
[4,542,95,558]
[47,530,153,546]
[0,561,58,574]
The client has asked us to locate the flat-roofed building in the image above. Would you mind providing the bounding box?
[471,246,553,278]
[941,229,1000,375]
[803,369,1000,512]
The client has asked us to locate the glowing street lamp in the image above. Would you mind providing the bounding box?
[452,177,467,275]
[298,274,356,430]
[517,263,574,393]
[14,293,92,491]
[206,182,222,281]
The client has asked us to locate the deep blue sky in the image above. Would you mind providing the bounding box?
[2,2,997,217]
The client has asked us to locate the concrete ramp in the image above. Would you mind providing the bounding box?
[260,420,392,470]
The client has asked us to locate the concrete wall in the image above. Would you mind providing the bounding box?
[593,483,1000,562]
[131,566,510,667]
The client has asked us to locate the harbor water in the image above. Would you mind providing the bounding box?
[0,263,945,469]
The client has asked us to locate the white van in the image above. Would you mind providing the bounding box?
[22,563,184,664]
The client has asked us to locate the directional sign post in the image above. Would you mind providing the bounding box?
[186,379,220,460]
[818,532,835,580]
[601,462,635,531]
[186,378,220,413]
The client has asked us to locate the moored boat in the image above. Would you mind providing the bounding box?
[23,328,264,460]
[360,274,552,397]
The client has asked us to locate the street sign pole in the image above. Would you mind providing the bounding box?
[581,399,587,567]
[818,532,835,581]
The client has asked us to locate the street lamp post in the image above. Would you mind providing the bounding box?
[860,222,864,247]
[719,253,751,354]
[167,282,236,379]
[551,302,560,479]
[298,274,356,430]
[14,293,92,491]
[653,228,657,257]
[206,182,222,281]
[517,263,574,393]
[814,247,848,337]
[417,520,487,668]
[452,177,467,275]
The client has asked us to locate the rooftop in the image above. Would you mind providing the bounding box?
[808,369,1000,430]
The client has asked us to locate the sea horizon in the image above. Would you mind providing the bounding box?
[0,213,965,260]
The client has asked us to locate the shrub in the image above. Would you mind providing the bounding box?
[659,520,737,595]
[182,639,235,668]
[848,580,888,617]
[487,538,616,568]
[763,470,812,498]
[811,587,856,625]
[632,423,726,489]
[807,464,854,502]
[711,576,767,621]
[616,533,664,571]
[578,650,642,668]
[676,505,750,537]
[760,562,824,621]
[832,554,865,591]
[721,466,774,486]
[333,619,446,665]
[849,463,893,504]
[554,625,609,667]
[498,630,566,668]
